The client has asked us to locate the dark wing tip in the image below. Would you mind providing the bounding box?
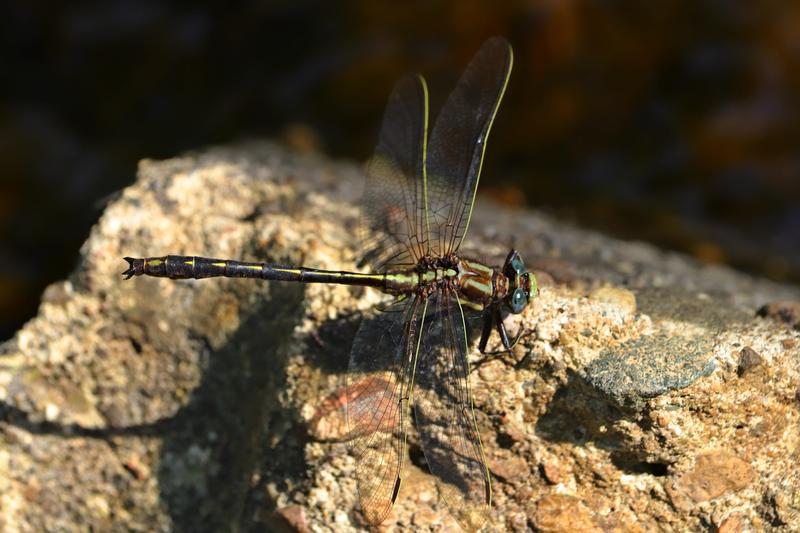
[483,35,511,49]
[479,36,513,74]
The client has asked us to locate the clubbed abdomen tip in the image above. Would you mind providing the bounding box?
[122,257,144,280]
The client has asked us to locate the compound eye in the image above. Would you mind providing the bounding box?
[510,288,527,314]
[510,254,525,275]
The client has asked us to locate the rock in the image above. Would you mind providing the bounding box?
[587,286,637,316]
[717,513,746,533]
[762,486,799,528]
[757,301,800,329]
[0,141,798,532]
[540,460,567,486]
[584,333,716,406]
[667,450,755,510]
[122,454,151,481]
[736,346,763,377]
[634,287,752,330]
[530,494,601,532]
[488,455,529,482]
[269,505,310,533]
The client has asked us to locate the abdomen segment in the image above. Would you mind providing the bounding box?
[122,255,388,288]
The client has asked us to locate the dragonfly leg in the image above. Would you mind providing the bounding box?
[495,306,512,351]
[479,305,526,355]
[504,319,525,351]
[481,307,526,357]
[478,307,494,354]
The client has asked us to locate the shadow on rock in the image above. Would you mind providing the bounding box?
[535,369,671,477]
[154,282,308,532]
[304,310,361,375]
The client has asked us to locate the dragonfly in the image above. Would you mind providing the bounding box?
[123,36,536,530]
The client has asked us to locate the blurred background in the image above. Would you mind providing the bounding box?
[2,0,799,340]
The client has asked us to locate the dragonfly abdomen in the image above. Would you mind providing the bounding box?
[123,255,265,279]
[122,255,388,288]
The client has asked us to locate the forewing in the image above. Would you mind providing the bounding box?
[345,297,425,524]
[359,74,429,271]
[426,37,513,256]
[413,290,492,531]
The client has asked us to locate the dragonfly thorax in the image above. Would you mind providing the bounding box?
[404,251,536,314]
[453,256,499,308]
[409,254,460,297]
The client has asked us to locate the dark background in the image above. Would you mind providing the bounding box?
[2,0,799,340]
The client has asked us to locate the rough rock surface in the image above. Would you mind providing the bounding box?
[0,141,798,532]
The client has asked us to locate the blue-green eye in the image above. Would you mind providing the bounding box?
[510,288,527,313]
[510,255,525,275]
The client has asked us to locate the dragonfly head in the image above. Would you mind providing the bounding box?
[501,250,537,314]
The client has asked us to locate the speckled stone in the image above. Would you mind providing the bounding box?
[667,450,755,510]
[587,286,637,316]
[584,333,716,406]
[736,346,763,377]
[717,513,746,533]
[634,287,752,330]
[757,301,800,329]
[530,494,601,532]
[1,142,798,532]
[270,505,310,533]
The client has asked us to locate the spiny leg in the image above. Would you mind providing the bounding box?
[478,306,495,354]
[494,306,512,351]
[478,304,526,357]
[497,314,525,352]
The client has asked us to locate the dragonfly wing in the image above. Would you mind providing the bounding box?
[359,74,429,271]
[413,290,492,531]
[346,296,426,524]
[426,37,513,256]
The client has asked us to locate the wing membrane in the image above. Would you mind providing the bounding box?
[426,37,513,256]
[350,37,511,527]
[413,290,491,531]
[359,74,429,271]
[345,297,426,524]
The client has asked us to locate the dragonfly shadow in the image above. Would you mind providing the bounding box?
[304,310,362,375]
[0,282,310,531]
[306,301,482,374]
[534,369,670,476]
[0,402,172,438]
[154,282,309,531]
[410,406,479,493]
